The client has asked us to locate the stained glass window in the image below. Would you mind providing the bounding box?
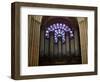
[45,23,74,43]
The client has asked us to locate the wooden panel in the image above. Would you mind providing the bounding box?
[66,34,70,56]
[62,41,66,57]
[70,38,75,55]
[28,16,41,66]
[50,35,54,59]
[74,30,80,56]
[44,39,49,58]
[58,40,62,59]
[54,43,58,59]
[39,30,44,57]
[78,18,88,64]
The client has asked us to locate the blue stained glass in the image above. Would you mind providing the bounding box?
[70,31,73,33]
[56,23,59,27]
[55,30,57,33]
[45,23,74,43]
[46,30,49,33]
[60,23,62,26]
[63,24,66,27]
[70,34,73,37]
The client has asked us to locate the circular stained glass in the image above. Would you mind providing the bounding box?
[45,23,74,43]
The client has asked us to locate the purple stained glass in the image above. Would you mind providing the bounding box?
[46,30,49,33]
[70,34,73,37]
[45,23,74,43]
[63,24,66,27]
